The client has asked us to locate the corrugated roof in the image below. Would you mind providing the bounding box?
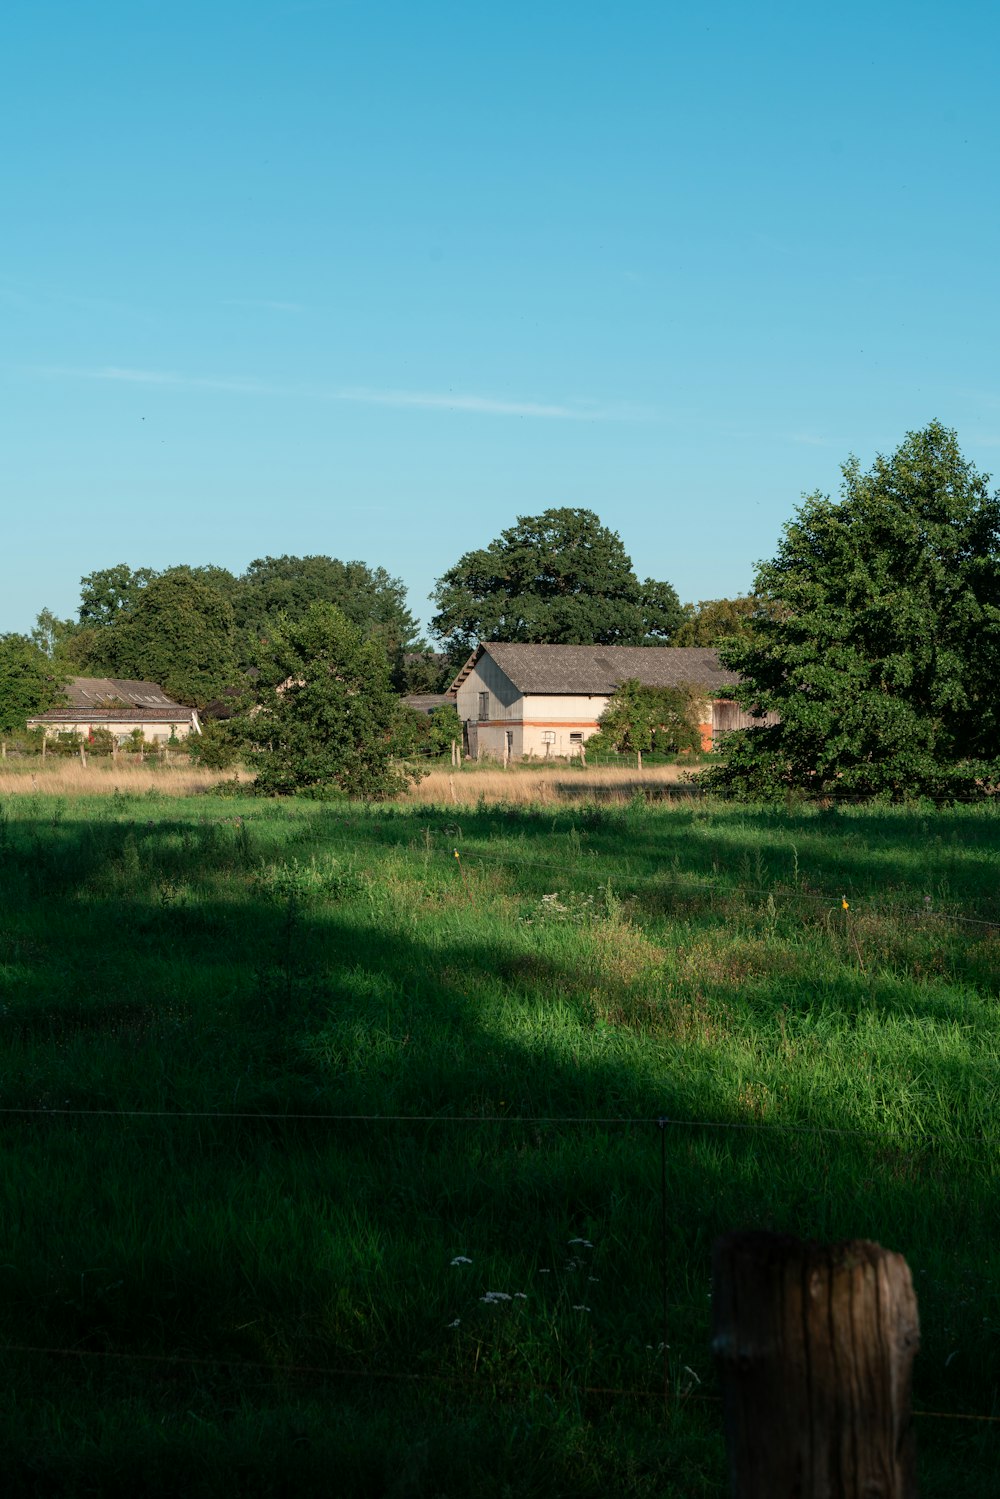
[62,677,187,710]
[459,644,740,695]
[27,707,197,725]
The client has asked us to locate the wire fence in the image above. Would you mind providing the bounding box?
[0,1105,995,1152]
[444,846,1000,930]
[2,800,998,1441]
[4,1340,997,1425]
[3,1106,997,1427]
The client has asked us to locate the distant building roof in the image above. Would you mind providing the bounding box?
[61,677,188,710]
[403,693,451,714]
[27,677,198,726]
[451,644,740,696]
[28,707,197,725]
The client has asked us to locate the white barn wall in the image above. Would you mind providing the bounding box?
[453,648,721,760]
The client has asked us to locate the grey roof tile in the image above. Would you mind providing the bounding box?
[464,644,740,695]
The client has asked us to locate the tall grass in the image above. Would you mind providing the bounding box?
[0,759,246,797]
[405,762,696,804]
[0,792,997,1496]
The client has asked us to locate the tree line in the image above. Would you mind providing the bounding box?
[2,509,708,727]
[5,421,999,800]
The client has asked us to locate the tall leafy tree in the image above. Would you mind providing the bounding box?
[430,508,682,660]
[78,564,158,628]
[673,595,769,647]
[30,608,98,670]
[233,602,420,798]
[236,555,420,654]
[709,422,1000,800]
[103,568,240,707]
[0,635,67,734]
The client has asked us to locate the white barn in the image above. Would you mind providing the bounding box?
[26,678,201,744]
[450,644,745,760]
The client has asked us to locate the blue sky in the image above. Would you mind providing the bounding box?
[4,0,1000,637]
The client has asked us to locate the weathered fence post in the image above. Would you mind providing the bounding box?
[712,1233,919,1499]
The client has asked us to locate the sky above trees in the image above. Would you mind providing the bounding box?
[4,1,1000,635]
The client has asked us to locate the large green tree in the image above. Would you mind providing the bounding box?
[673,595,770,647]
[0,635,66,734]
[102,568,240,707]
[709,421,1000,800]
[233,602,420,798]
[78,564,158,629]
[430,508,682,660]
[236,555,420,656]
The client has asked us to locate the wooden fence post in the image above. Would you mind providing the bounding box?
[712,1233,919,1499]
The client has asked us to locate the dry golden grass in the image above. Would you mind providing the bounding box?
[403,761,701,806]
[0,757,701,806]
[0,759,252,797]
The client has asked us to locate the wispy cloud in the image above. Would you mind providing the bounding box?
[224,298,306,313]
[334,385,615,419]
[34,365,638,421]
[61,366,277,395]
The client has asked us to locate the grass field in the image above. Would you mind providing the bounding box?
[1,787,998,1496]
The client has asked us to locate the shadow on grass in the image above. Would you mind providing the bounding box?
[0,807,997,1496]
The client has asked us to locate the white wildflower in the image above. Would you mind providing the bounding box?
[572,1304,591,1312]
[447,1319,461,1328]
[480,1291,512,1304]
[450,1256,473,1266]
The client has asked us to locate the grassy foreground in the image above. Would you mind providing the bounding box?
[1,790,998,1496]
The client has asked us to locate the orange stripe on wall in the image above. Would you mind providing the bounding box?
[474,719,601,729]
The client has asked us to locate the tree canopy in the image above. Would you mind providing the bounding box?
[78,564,158,629]
[100,568,241,707]
[673,595,769,647]
[0,634,66,735]
[430,508,682,660]
[233,602,421,799]
[708,421,1000,800]
[236,555,420,657]
[588,679,702,759]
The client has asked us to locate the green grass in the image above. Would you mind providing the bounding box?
[1,791,998,1496]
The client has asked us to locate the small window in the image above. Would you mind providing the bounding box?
[569,732,583,743]
[541,730,556,745]
[478,691,490,721]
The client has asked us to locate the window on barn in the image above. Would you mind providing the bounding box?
[478,691,490,720]
[569,732,583,744]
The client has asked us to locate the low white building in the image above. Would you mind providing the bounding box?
[450,644,744,760]
[26,677,201,744]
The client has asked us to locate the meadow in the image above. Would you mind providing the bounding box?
[1,785,997,1496]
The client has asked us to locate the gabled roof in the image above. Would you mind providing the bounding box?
[61,677,187,710]
[26,677,198,725]
[452,644,740,696]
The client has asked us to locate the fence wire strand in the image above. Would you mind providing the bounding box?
[3,1342,997,1424]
